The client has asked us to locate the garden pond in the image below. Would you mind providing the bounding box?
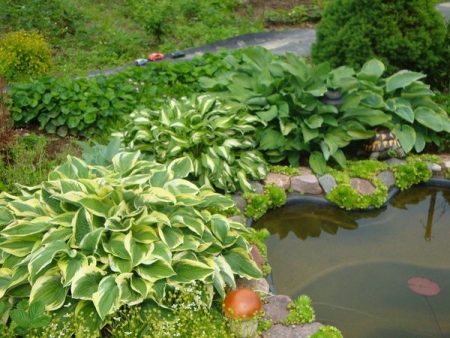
[254,186,450,338]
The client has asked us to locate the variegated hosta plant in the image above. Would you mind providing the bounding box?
[123,94,268,193]
[0,152,261,322]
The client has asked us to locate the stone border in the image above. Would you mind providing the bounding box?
[234,155,450,337]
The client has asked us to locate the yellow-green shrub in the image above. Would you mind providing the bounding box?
[0,31,52,81]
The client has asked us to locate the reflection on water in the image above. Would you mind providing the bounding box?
[254,187,450,338]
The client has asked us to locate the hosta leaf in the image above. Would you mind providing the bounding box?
[57,254,87,287]
[393,125,416,153]
[305,115,324,129]
[358,59,385,81]
[30,274,68,311]
[385,71,426,93]
[92,275,120,320]
[72,208,93,246]
[414,132,426,153]
[141,188,176,205]
[0,207,14,227]
[164,179,199,195]
[137,260,176,281]
[170,259,214,283]
[0,238,37,257]
[210,215,230,243]
[223,248,261,279]
[256,106,278,122]
[116,274,143,306]
[2,217,53,238]
[71,265,105,300]
[80,228,104,254]
[79,196,113,218]
[41,227,72,245]
[331,149,347,169]
[112,151,140,174]
[132,223,158,244]
[28,241,71,280]
[415,107,444,132]
[8,199,42,218]
[167,157,194,179]
[309,152,326,175]
[158,226,183,249]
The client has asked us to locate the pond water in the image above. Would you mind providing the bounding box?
[254,187,450,338]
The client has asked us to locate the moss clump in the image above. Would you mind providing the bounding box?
[393,160,432,190]
[311,325,344,338]
[265,184,287,208]
[346,160,388,179]
[284,295,315,325]
[257,319,273,335]
[269,165,300,176]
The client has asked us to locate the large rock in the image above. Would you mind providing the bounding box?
[250,181,265,194]
[232,194,247,214]
[377,170,395,189]
[263,295,292,323]
[386,158,406,166]
[290,175,323,195]
[318,174,336,194]
[262,322,323,338]
[236,277,269,294]
[298,167,312,176]
[443,160,450,171]
[228,215,246,225]
[426,162,442,174]
[250,244,265,271]
[265,173,291,190]
[350,178,376,195]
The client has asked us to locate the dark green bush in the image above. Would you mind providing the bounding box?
[312,0,450,90]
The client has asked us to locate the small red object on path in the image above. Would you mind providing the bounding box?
[148,53,165,62]
[408,277,440,296]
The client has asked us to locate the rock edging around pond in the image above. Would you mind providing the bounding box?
[232,155,450,337]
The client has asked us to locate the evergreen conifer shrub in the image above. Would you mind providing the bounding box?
[312,0,450,90]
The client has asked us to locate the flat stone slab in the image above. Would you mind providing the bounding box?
[377,170,395,189]
[263,295,292,323]
[232,194,247,214]
[318,174,337,194]
[351,178,376,195]
[262,322,323,338]
[265,173,291,190]
[291,175,323,195]
[250,181,265,194]
[386,158,407,166]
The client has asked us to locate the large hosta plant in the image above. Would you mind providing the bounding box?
[0,152,261,322]
[123,94,267,192]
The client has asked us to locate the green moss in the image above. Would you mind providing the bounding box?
[284,295,315,325]
[406,154,441,165]
[265,184,287,208]
[242,228,272,276]
[269,165,300,176]
[311,325,344,338]
[244,193,271,220]
[257,319,273,335]
[346,160,388,179]
[393,160,432,190]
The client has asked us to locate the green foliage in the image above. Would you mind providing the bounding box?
[10,301,51,335]
[7,51,232,137]
[0,134,78,194]
[244,193,271,221]
[0,31,52,82]
[257,319,273,335]
[79,137,122,166]
[311,325,344,338]
[200,48,449,172]
[269,165,300,176]
[264,5,321,25]
[265,185,287,208]
[123,95,267,193]
[0,152,261,323]
[325,161,389,210]
[312,0,450,90]
[393,160,432,190]
[284,295,315,325]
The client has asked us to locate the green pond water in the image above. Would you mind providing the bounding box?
[254,187,450,338]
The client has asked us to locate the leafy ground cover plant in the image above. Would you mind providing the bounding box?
[244,185,287,220]
[200,48,449,173]
[7,51,232,137]
[0,152,261,328]
[123,95,267,193]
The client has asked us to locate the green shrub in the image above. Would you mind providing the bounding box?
[123,95,267,193]
[312,0,450,90]
[0,31,52,81]
[0,152,261,326]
